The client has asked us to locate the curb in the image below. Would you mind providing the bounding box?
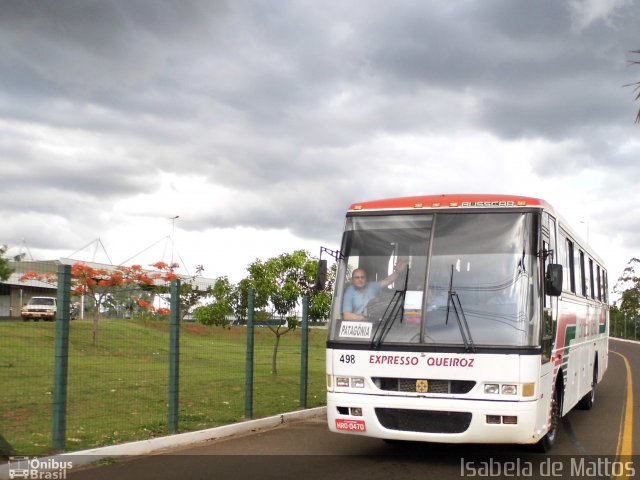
[610,337,640,345]
[0,406,327,479]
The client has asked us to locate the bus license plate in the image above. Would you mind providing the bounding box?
[336,419,366,432]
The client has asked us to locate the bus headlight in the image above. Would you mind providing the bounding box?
[484,384,500,394]
[351,377,365,388]
[484,382,535,396]
[501,384,517,395]
[336,377,350,387]
[333,376,365,389]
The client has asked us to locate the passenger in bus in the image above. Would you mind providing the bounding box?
[342,261,407,321]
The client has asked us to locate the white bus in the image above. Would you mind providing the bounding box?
[323,194,608,451]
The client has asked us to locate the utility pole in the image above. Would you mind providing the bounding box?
[170,215,179,265]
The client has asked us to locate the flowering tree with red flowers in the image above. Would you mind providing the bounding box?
[20,261,180,345]
[153,264,210,322]
[73,262,179,344]
[17,271,58,285]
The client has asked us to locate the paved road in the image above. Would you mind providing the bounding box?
[67,339,638,480]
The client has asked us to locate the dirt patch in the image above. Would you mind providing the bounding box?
[1,407,31,422]
[182,323,210,335]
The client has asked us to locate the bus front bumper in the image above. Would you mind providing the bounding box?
[327,392,545,445]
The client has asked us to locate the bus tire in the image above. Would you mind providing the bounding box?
[534,381,562,452]
[577,361,598,410]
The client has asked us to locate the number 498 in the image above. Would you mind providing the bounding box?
[340,354,355,364]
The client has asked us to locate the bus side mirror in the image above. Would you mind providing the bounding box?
[315,260,328,291]
[545,264,563,296]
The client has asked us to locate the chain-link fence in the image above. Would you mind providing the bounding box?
[0,264,326,456]
[610,310,640,341]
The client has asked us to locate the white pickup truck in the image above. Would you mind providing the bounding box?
[21,296,57,321]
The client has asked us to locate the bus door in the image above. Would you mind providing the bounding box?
[538,213,558,426]
[541,212,558,364]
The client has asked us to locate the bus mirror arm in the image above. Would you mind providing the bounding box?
[315,260,328,291]
[315,246,342,291]
[545,264,563,296]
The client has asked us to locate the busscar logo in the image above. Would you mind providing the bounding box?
[8,457,73,479]
[461,201,515,208]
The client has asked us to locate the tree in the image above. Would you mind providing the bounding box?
[156,264,211,321]
[618,277,640,340]
[232,277,252,321]
[309,261,337,323]
[612,257,640,339]
[629,50,640,123]
[620,283,640,316]
[246,250,320,375]
[193,276,235,327]
[0,245,14,281]
[20,261,177,345]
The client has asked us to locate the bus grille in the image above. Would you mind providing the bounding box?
[372,377,476,394]
[375,408,472,434]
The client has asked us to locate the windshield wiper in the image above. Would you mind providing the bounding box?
[370,267,409,349]
[445,264,476,352]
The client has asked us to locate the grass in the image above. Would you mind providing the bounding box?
[0,318,327,456]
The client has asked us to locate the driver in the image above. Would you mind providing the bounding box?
[342,262,407,320]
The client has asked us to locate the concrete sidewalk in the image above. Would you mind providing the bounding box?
[0,407,327,480]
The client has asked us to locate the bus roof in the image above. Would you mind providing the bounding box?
[348,194,554,213]
[347,194,605,267]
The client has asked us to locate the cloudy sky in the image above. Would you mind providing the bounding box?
[1,0,639,286]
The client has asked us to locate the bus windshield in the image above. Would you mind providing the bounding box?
[329,212,541,348]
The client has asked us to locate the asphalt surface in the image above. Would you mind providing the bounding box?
[58,339,639,479]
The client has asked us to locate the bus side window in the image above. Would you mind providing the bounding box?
[587,259,596,299]
[596,265,602,302]
[579,251,587,297]
[567,239,576,294]
[574,247,582,297]
[557,231,568,292]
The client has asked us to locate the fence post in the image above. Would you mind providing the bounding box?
[245,288,255,419]
[168,279,181,434]
[52,264,71,451]
[611,314,615,337]
[299,296,309,408]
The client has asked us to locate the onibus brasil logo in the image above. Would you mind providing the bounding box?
[8,457,73,479]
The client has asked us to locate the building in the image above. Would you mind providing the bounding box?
[0,260,58,318]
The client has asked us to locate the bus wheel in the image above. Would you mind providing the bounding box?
[577,363,598,410]
[535,383,561,452]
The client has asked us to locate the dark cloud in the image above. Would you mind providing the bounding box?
[0,133,155,200]
[0,0,639,274]
[0,0,228,93]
